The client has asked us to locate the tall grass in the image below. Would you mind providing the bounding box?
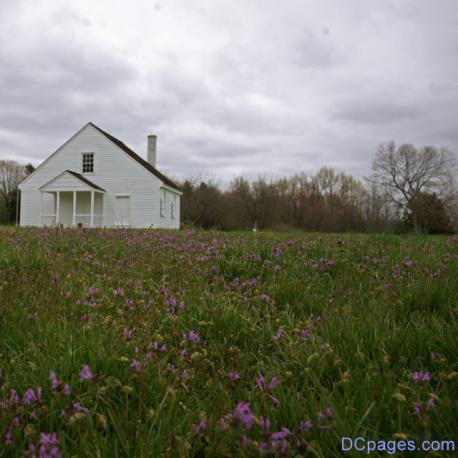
[0,228,457,456]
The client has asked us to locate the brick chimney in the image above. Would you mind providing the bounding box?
[147,134,157,167]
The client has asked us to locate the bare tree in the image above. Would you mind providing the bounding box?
[0,160,26,221]
[368,142,457,228]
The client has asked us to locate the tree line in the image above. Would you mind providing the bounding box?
[180,143,458,234]
[0,160,34,224]
[1,142,457,233]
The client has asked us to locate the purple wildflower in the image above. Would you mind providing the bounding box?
[183,330,201,343]
[269,395,280,407]
[130,358,142,374]
[258,416,271,432]
[145,351,153,361]
[241,434,249,447]
[228,371,240,382]
[233,401,254,428]
[257,374,279,393]
[272,329,285,341]
[299,419,313,432]
[123,327,133,339]
[180,349,189,358]
[4,431,12,445]
[219,417,228,429]
[49,371,60,390]
[79,364,93,381]
[270,428,291,441]
[40,433,58,447]
[300,329,310,339]
[112,288,124,297]
[414,402,422,420]
[39,432,61,458]
[72,402,90,415]
[411,371,431,383]
[8,389,18,407]
[268,376,279,390]
[23,388,36,405]
[148,341,158,350]
[191,419,207,437]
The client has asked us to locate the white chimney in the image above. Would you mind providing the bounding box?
[147,134,157,167]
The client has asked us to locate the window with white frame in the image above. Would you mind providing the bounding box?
[160,190,166,217]
[82,153,94,173]
[171,194,176,218]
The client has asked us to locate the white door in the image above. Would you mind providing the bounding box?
[114,196,130,227]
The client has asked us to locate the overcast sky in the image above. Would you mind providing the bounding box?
[1,0,458,184]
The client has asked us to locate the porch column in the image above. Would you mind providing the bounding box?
[90,190,94,228]
[56,191,60,227]
[72,191,77,227]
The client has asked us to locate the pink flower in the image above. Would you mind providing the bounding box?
[79,364,93,381]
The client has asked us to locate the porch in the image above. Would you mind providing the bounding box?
[39,170,105,228]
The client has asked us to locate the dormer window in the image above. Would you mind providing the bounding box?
[82,152,94,173]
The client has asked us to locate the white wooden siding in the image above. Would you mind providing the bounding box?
[19,123,181,228]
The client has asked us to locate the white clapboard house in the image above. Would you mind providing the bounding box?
[18,122,181,228]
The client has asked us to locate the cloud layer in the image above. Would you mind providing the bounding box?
[1,0,458,182]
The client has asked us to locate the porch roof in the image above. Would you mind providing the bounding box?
[39,170,105,193]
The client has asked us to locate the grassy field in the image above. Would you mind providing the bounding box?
[0,228,457,457]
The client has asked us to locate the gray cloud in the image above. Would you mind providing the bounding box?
[1,0,458,183]
[331,98,422,125]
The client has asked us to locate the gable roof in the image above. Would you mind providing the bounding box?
[66,170,105,191]
[19,122,182,193]
[39,170,105,192]
[89,122,181,192]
